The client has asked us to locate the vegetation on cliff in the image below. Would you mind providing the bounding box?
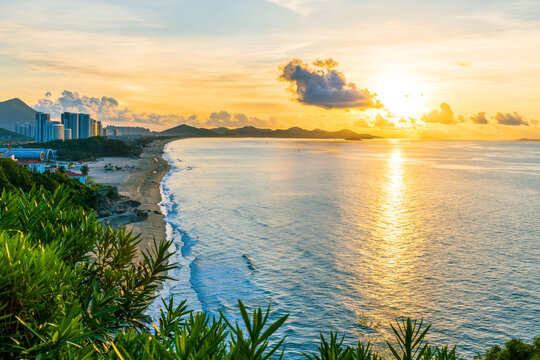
[0,158,97,209]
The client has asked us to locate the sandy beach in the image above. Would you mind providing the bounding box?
[88,138,176,256]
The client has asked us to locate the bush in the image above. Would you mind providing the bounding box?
[474,337,540,360]
[0,187,174,358]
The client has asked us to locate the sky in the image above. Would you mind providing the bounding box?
[1,0,539,139]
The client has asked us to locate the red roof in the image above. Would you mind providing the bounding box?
[66,172,86,177]
[17,160,45,165]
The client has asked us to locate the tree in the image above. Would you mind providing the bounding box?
[81,165,89,175]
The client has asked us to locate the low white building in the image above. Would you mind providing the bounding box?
[17,160,47,173]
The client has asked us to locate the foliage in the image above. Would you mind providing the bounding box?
[386,318,431,360]
[0,158,97,209]
[24,136,140,161]
[474,337,540,360]
[0,157,33,191]
[0,187,175,358]
[304,332,382,360]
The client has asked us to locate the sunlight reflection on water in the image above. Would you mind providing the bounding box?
[155,139,540,359]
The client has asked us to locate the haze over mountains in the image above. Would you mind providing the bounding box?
[0,97,379,140]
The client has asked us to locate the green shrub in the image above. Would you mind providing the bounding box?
[0,187,174,358]
[474,337,540,360]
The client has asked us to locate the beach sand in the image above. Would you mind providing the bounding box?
[88,138,176,256]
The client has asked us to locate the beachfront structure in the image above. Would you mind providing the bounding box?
[0,148,43,161]
[61,112,79,139]
[17,160,46,173]
[35,112,50,143]
[0,147,56,161]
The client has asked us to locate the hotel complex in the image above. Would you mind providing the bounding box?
[34,111,102,142]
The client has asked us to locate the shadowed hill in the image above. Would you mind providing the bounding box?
[160,124,217,137]
[0,98,36,131]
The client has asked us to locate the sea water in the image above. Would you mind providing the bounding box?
[151,138,540,358]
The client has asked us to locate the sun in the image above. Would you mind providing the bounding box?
[373,72,428,119]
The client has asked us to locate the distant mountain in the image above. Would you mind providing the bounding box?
[270,127,377,140]
[516,138,540,142]
[161,124,379,140]
[212,126,378,139]
[0,98,36,131]
[160,124,217,137]
[211,126,274,137]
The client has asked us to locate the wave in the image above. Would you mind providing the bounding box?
[148,143,203,317]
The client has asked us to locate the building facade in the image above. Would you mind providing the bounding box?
[61,112,79,139]
[17,160,46,173]
[50,122,64,141]
[78,113,91,139]
[35,112,51,143]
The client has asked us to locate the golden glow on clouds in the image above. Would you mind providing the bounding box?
[373,72,429,120]
[0,0,539,139]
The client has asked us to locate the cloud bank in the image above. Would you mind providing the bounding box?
[374,114,395,128]
[33,90,280,129]
[470,112,489,124]
[279,58,382,110]
[494,112,529,126]
[205,111,280,128]
[420,103,457,124]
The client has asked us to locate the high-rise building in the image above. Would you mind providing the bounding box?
[49,122,64,141]
[97,121,102,136]
[35,112,51,143]
[90,118,97,137]
[61,112,79,139]
[64,128,72,140]
[78,114,91,138]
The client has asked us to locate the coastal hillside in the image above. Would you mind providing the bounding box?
[160,124,217,137]
[0,98,36,131]
[162,124,379,139]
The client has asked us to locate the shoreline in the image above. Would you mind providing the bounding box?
[120,138,172,258]
[88,138,178,259]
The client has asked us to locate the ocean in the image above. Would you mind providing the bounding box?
[151,138,540,358]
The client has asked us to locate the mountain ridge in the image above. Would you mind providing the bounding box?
[161,124,379,140]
